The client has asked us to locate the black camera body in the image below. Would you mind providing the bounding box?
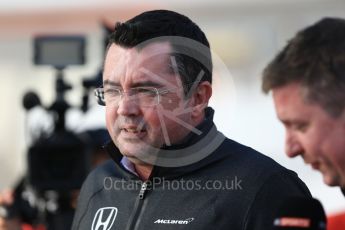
[28,130,90,191]
[18,35,104,230]
[28,35,89,192]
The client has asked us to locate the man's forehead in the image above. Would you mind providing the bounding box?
[138,41,173,57]
[105,42,174,71]
[272,83,304,106]
[107,41,173,59]
[272,84,302,116]
[272,83,319,122]
[104,42,178,86]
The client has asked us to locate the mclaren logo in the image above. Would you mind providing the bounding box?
[91,207,118,230]
[154,218,194,225]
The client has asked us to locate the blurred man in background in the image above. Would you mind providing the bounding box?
[262,17,345,230]
[262,17,345,196]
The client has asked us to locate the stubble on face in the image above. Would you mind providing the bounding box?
[273,82,345,188]
[103,42,195,163]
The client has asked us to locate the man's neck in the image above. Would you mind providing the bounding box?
[134,163,153,181]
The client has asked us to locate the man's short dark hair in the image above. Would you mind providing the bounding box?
[262,17,345,117]
[107,10,212,96]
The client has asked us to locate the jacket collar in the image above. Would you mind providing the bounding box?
[104,107,226,180]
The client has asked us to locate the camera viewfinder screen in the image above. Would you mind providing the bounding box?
[34,36,85,68]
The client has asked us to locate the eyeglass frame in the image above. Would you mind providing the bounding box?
[94,85,180,107]
[94,81,201,107]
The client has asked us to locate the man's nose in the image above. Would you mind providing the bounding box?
[117,93,140,116]
[285,131,303,158]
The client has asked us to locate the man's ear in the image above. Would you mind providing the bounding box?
[190,81,212,118]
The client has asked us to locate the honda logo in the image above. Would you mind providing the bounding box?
[91,207,118,230]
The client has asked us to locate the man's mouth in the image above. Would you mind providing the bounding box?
[120,126,147,139]
[122,127,146,133]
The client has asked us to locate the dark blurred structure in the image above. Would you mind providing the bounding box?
[0,22,114,230]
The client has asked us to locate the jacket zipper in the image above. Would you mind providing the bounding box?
[125,181,149,230]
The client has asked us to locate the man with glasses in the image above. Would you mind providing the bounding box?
[72,10,311,230]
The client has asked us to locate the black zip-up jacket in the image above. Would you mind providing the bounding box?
[72,108,311,230]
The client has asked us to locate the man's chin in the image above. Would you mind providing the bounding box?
[125,155,152,166]
[322,174,341,187]
[340,180,345,189]
[120,144,159,164]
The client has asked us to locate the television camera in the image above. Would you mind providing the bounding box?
[4,35,109,230]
